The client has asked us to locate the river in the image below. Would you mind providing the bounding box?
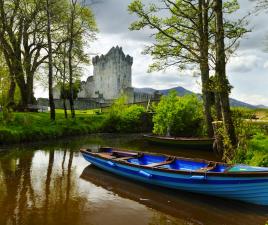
[0,134,267,225]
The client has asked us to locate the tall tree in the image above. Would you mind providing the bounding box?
[46,0,56,120]
[0,0,50,110]
[0,49,11,120]
[66,0,97,118]
[129,0,247,137]
[213,0,236,148]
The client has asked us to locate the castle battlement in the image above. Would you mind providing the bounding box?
[53,46,159,106]
[92,46,133,66]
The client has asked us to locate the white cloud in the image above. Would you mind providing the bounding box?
[264,61,268,69]
[35,0,268,106]
[227,53,260,73]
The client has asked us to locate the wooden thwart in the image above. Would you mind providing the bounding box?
[96,153,116,159]
[196,163,217,172]
[146,158,175,168]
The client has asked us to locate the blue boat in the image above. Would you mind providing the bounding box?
[80,147,268,205]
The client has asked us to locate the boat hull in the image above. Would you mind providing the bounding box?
[81,151,268,206]
[143,135,214,150]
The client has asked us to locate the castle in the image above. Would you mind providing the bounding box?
[52,46,160,108]
[78,46,133,101]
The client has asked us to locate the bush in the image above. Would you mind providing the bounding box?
[233,133,268,167]
[153,91,204,137]
[102,96,151,133]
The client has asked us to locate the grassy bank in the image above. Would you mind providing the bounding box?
[234,134,268,167]
[0,104,152,144]
[0,112,106,144]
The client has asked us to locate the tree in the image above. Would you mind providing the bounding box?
[46,0,56,120]
[51,0,97,119]
[0,50,12,121]
[53,43,69,118]
[251,0,268,11]
[213,0,237,147]
[128,0,247,137]
[66,0,97,118]
[153,91,203,137]
[0,0,50,110]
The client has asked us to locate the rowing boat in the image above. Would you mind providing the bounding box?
[80,147,268,205]
[143,134,214,150]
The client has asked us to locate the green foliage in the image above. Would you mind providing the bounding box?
[233,133,268,167]
[103,96,151,133]
[230,107,268,166]
[0,112,106,144]
[153,91,203,137]
[128,0,248,72]
[59,80,81,100]
[0,51,13,122]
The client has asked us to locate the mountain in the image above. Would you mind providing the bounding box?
[134,86,192,96]
[134,86,267,109]
[256,105,268,109]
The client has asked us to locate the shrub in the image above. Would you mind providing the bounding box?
[153,91,203,137]
[102,96,150,133]
[233,133,268,167]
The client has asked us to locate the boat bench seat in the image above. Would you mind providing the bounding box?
[195,163,217,172]
[96,153,117,159]
[115,156,137,161]
[146,158,175,168]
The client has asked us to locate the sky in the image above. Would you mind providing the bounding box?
[36,0,268,106]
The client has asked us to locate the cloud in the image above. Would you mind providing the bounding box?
[34,0,268,106]
[227,53,260,73]
[264,61,268,69]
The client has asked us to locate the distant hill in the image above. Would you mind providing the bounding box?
[134,86,267,109]
[256,105,268,109]
[134,86,192,96]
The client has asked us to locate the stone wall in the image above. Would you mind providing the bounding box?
[50,46,160,108]
[77,46,133,100]
[37,98,111,110]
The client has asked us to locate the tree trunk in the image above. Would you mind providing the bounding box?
[26,72,36,105]
[13,63,28,110]
[200,65,214,137]
[46,0,56,121]
[63,98,68,119]
[63,43,68,119]
[198,0,214,137]
[214,0,236,146]
[68,2,76,119]
[214,92,222,121]
[7,73,16,109]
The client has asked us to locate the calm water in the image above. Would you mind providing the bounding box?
[0,134,267,225]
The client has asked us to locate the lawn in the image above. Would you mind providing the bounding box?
[0,112,106,144]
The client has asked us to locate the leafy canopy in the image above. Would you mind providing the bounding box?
[153,91,203,136]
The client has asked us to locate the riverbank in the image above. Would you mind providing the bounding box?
[0,112,106,144]
[0,108,152,144]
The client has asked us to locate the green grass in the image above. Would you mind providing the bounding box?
[234,134,268,167]
[55,109,102,115]
[0,112,106,144]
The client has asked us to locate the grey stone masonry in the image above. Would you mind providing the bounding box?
[78,46,133,100]
[50,46,160,109]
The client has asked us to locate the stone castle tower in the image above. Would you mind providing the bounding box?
[78,46,133,100]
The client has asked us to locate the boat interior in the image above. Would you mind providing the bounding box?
[92,147,228,173]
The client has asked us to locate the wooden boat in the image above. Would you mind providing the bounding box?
[80,166,268,225]
[80,147,268,206]
[143,134,214,150]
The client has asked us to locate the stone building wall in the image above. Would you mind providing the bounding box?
[78,46,133,100]
[49,46,159,109]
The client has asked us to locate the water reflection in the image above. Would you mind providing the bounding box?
[0,134,267,225]
[81,165,268,225]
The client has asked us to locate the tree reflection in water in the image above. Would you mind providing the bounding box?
[0,148,87,225]
[0,134,267,225]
